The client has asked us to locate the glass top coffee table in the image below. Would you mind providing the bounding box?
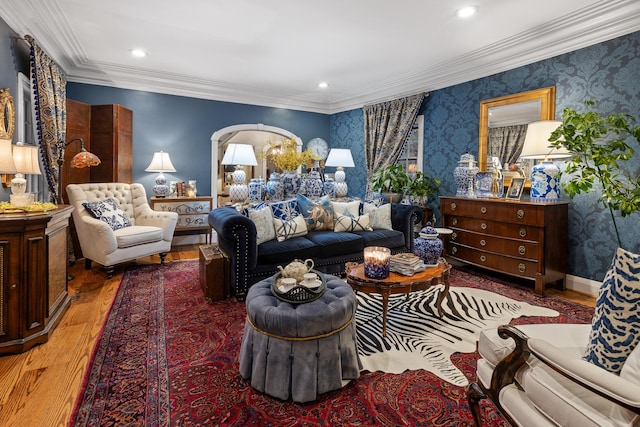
[346,259,451,337]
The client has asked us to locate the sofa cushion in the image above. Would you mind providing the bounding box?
[257,236,319,265]
[273,215,308,242]
[584,247,640,373]
[83,198,132,231]
[247,205,276,245]
[611,344,640,424]
[355,229,405,249]
[363,202,393,230]
[114,225,163,248]
[303,231,364,258]
[297,194,334,231]
[334,213,372,232]
[270,199,300,220]
[331,200,360,218]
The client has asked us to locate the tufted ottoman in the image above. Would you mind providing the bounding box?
[239,274,361,403]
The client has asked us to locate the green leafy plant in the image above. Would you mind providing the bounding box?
[371,165,409,194]
[405,171,441,205]
[549,100,640,248]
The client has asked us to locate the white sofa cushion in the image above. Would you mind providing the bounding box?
[114,225,164,248]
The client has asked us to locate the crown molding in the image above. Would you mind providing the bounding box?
[2,0,639,115]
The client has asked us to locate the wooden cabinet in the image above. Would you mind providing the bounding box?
[0,206,74,354]
[89,104,133,183]
[150,197,213,243]
[440,196,568,295]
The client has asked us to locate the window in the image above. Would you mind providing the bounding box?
[395,115,423,175]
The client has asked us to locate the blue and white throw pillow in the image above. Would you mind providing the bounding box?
[270,199,300,220]
[330,200,360,218]
[334,213,372,232]
[583,247,640,373]
[82,198,132,231]
[247,205,276,245]
[362,202,392,230]
[297,194,334,231]
[273,215,308,242]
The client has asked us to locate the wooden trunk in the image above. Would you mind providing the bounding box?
[199,245,230,301]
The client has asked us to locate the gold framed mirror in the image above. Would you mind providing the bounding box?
[478,86,556,186]
[0,88,16,139]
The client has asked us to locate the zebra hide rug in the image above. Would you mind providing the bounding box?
[354,285,558,386]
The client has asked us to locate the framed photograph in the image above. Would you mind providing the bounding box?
[506,177,525,200]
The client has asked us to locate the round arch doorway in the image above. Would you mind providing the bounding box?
[210,124,302,207]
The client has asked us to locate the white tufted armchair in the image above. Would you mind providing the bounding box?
[66,183,178,278]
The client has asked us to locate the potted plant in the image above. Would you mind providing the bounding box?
[405,171,441,207]
[371,165,410,203]
[549,100,640,249]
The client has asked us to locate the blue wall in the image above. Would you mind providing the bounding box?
[331,31,640,282]
[66,84,330,197]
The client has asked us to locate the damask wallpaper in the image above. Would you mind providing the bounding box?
[330,31,640,282]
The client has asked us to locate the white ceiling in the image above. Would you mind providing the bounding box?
[2,0,639,114]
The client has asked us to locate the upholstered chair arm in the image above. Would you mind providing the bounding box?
[390,203,423,251]
[135,206,179,241]
[528,338,640,412]
[78,215,119,254]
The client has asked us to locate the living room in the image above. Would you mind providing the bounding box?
[1,1,640,426]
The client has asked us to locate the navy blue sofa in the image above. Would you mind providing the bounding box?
[208,203,422,298]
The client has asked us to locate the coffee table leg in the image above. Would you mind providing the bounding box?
[382,291,389,337]
[436,271,450,317]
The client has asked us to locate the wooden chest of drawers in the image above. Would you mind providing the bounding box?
[440,196,568,295]
[150,196,213,243]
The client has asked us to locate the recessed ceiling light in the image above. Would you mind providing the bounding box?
[130,48,147,58]
[455,5,478,18]
[318,82,329,89]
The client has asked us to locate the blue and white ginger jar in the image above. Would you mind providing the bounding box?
[413,222,443,266]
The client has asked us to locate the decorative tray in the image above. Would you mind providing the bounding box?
[271,269,326,304]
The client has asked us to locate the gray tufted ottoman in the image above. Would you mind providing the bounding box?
[239,274,361,403]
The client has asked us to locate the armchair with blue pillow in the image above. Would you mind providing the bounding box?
[208,194,422,299]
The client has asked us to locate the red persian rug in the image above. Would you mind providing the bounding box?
[69,261,594,426]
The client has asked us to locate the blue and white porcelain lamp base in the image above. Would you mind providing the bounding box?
[153,172,170,197]
[334,167,348,198]
[530,160,562,201]
[229,165,249,203]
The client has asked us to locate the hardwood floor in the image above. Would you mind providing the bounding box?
[0,246,595,427]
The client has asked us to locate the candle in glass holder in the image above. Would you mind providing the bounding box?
[363,246,391,279]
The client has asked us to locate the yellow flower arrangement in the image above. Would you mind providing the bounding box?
[264,137,313,172]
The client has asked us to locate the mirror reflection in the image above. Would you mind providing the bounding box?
[478,86,556,177]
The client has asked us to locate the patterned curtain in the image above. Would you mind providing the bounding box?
[26,35,67,203]
[363,93,425,193]
[487,125,527,168]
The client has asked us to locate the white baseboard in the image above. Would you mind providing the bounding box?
[566,274,600,297]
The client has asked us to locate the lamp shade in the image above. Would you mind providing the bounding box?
[324,148,355,168]
[145,151,177,172]
[520,120,570,159]
[221,143,258,166]
[12,144,41,174]
[0,138,17,173]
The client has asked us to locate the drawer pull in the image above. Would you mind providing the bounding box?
[451,247,458,255]
[480,255,487,262]
[518,263,526,273]
[481,223,487,230]
[480,207,487,214]
[451,232,457,241]
[452,218,458,226]
[519,245,526,255]
[517,209,525,219]
[480,239,486,246]
[450,203,457,211]
[519,228,527,237]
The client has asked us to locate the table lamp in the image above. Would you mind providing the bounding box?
[324,148,355,198]
[10,142,42,206]
[145,151,176,197]
[520,120,570,201]
[221,143,258,203]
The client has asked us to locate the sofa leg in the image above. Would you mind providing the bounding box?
[159,252,167,265]
[466,382,487,427]
[105,266,115,279]
[85,259,92,270]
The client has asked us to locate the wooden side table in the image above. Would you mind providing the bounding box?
[346,260,451,337]
[150,196,213,243]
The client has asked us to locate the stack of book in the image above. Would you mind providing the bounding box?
[389,253,427,276]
